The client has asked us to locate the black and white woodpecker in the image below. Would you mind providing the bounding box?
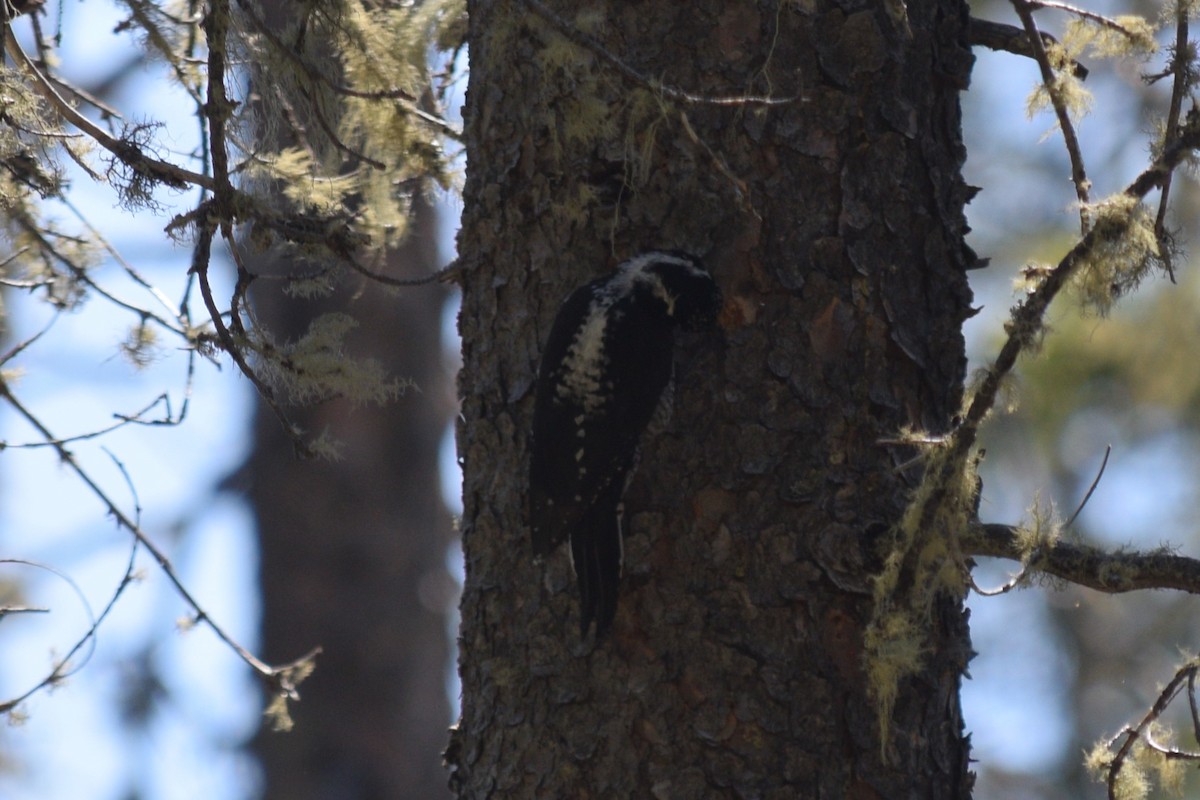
[528,251,723,638]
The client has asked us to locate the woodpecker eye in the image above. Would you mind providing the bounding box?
[528,250,721,638]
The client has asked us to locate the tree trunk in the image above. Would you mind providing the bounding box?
[246,200,456,799]
[451,0,977,797]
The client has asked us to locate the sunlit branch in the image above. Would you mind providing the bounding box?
[1026,0,1151,39]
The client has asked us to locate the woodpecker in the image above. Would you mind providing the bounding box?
[528,251,722,637]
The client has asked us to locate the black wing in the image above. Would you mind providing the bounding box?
[529,289,675,557]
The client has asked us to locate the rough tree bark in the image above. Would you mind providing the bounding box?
[450,0,978,797]
[244,200,456,800]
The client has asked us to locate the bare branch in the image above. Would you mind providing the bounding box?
[0,556,102,714]
[970,17,1089,79]
[2,393,183,449]
[0,606,49,616]
[0,312,57,368]
[10,211,190,337]
[1065,444,1110,527]
[60,195,186,325]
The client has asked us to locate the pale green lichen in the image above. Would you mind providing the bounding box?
[866,445,979,751]
[235,0,462,250]
[1063,15,1158,59]
[120,322,161,369]
[1073,194,1162,315]
[863,609,926,749]
[250,312,411,407]
[1026,43,1093,125]
[1086,720,1187,800]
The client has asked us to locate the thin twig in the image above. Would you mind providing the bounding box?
[972,446,1108,596]
[1026,0,1149,39]
[1152,7,1189,283]
[0,312,57,367]
[923,114,1200,533]
[59,195,187,323]
[520,0,800,107]
[45,73,126,122]
[1,453,145,714]
[2,394,181,449]
[346,255,462,287]
[1065,444,1110,527]
[1010,0,1091,233]
[299,83,388,170]
[968,562,1034,597]
[11,212,190,337]
[1104,663,1199,799]
[4,28,215,191]
[0,377,297,686]
[0,556,101,714]
[678,109,755,214]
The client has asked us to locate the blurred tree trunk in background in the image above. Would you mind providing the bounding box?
[236,2,458,797]
[244,198,456,799]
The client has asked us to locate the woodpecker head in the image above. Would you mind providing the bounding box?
[614,251,723,331]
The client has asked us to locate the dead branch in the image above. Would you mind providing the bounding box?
[964,523,1200,595]
[969,17,1089,79]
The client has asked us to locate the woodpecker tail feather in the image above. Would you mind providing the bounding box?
[570,510,623,638]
